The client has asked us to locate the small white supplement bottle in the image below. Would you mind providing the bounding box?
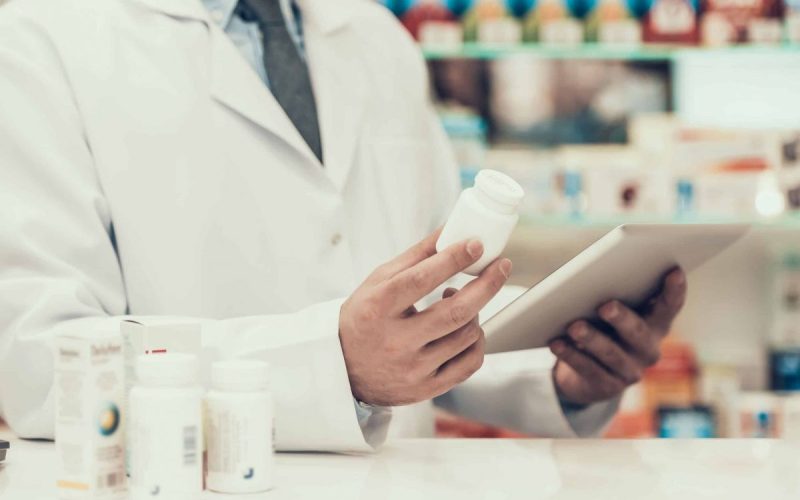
[129,353,203,500]
[206,360,274,494]
[436,169,525,275]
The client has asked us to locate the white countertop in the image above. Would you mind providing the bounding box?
[2,425,799,500]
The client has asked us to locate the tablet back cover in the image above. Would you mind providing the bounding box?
[484,224,749,354]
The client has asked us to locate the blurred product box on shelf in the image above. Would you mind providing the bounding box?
[779,132,800,209]
[462,0,525,43]
[439,107,489,187]
[642,0,701,43]
[381,0,459,43]
[628,113,681,169]
[439,112,800,222]
[419,21,465,48]
[769,251,800,347]
[603,384,655,438]
[739,391,779,437]
[700,364,741,437]
[525,0,585,44]
[585,0,644,44]
[770,347,800,390]
[780,394,800,437]
[642,337,699,409]
[384,0,800,46]
[634,119,792,218]
[484,147,562,215]
[701,0,784,46]
[787,0,800,41]
[604,343,800,439]
[557,145,673,216]
[657,405,716,437]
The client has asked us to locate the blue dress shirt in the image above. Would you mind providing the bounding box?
[202,0,304,87]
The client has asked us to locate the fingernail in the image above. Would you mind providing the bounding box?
[499,259,513,279]
[466,239,484,259]
[568,322,587,340]
[550,340,565,354]
[600,302,618,320]
[670,270,686,286]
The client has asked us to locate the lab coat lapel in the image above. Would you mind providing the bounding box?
[127,0,322,168]
[207,25,322,169]
[301,1,368,191]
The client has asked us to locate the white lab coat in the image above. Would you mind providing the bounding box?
[0,0,615,451]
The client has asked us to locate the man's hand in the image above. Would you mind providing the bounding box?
[339,230,512,407]
[549,268,687,406]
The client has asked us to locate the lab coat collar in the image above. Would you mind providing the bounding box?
[128,0,358,35]
[127,0,365,189]
[127,0,211,23]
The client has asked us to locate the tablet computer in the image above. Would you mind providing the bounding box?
[483,224,750,354]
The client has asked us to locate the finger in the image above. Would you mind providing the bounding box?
[378,239,484,314]
[549,340,626,398]
[423,317,481,369]
[364,228,443,285]
[412,258,512,342]
[432,331,485,395]
[596,301,661,365]
[646,268,687,332]
[567,322,643,384]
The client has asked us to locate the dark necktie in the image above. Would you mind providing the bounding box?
[238,0,324,164]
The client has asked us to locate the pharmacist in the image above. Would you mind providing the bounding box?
[0,0,685,451]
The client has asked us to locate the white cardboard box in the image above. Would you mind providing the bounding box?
[55,331,126,499]
[120,318,202,475]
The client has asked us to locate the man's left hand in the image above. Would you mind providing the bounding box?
[549,268,687,406]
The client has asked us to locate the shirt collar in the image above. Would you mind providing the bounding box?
[201,0,299,29]
[201,0,238,28]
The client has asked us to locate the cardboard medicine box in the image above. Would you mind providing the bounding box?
[55,331,126,499]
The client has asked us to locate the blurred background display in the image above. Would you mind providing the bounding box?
[381,0,800,440]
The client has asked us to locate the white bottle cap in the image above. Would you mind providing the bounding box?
[136,353,198,387]
[211,360,270,393]
[473,169,524,214]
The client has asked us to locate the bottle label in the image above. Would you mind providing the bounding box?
[206,396,273,493]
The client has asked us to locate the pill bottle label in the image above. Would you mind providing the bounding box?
[206,395,273,493]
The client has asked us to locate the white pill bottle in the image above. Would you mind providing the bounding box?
[129,353,203,500]
[437,169,525,275]
[205,360,274,494]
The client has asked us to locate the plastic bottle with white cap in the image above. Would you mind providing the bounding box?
[437,169,525,276]
[129,353,203,500]
[205,360,274,494]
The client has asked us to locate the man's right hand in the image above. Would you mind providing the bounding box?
[339,229,512,407]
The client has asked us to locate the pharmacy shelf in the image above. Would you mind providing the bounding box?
[422,43,800,61]
[519,213,800,230]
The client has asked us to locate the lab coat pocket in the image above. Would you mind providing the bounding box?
[369,138,436,249]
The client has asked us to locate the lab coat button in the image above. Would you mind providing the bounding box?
[331,233,343,246]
